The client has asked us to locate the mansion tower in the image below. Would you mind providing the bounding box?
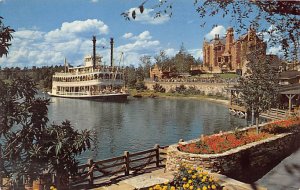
[202,27,267,74]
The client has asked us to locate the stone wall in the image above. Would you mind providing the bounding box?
[165,129,300,182]
[144,81,229,98]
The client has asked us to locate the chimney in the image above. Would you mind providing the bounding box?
[92,36,96,69]
[215,34,219,40]
[110,38,114,67]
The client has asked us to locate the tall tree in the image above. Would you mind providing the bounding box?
[124,65,138,88]
[139,55,152,79]
[238,51,280,127]
[0,77,93,189]
[172,43,196,73]
[153,50,177,73]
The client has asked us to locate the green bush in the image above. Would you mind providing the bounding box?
[153,83,166,93]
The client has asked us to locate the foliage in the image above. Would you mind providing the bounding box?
[215,73,239,79]
[140,55,153,79]
[153,83,166,93]
[262,117,300,134]
[135,80,147,91]
[0,65,65,90]
[123,1,300,61]
[0,17,15,57]
[154,50,174,72]
[237,53,280,118]
[175,85,186,94]
[149,164,222,190]
[124,65,137,88]
[172,85,202,96]
[0,76,93,188]
[172,44,196,73]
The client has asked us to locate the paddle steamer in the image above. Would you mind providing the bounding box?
[49,37,129,101]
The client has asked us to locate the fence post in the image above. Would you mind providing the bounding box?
[124,151,130,176]
[155,144,160,167]
[88,159,94,186]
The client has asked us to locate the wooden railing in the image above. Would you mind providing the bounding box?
[70,144,168,186]
[0,144,168,189]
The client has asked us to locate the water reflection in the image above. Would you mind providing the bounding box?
[47,97,246,161]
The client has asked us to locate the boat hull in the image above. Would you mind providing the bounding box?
[48,92,129,102]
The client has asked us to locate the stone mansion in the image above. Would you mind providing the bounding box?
[201,27,267,74]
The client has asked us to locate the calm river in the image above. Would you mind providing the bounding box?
[47,96,246,162]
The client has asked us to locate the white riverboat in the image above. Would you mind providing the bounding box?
[48,37,129,101]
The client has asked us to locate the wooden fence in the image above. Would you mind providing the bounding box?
[70,144,168,187]
[0,144,168,189]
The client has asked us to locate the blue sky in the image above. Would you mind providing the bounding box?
[0,0,277,68]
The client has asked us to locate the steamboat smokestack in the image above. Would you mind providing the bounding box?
[92,36,96,69]
[110,37,114,67]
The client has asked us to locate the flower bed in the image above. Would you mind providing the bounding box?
[178,130,272,154]
[178,117,300,154]
[166,117,300,182]
[149,164,222,190]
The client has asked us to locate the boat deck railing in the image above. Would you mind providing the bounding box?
[53,79,124,84]
[54,66,124,76]
[55,90,127,96]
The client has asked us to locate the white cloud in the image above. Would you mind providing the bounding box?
[132,31,152,40]
[123,31,152,41]
[127,8,170,25]
[205,25,226,40]
[91,0,99,2]
[118,40,159,53]
[0,19,110,68]
[164,48,176,57]
[45,19,108,42]
[267,46,283,55]
[118,31,159,54]
[188,49,203,60]
[123,33,133,39]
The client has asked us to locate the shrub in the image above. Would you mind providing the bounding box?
[135,81,147,91]
[175,84,186,94]
[234,128,244,139]
[186,86,202,95]
[262,117,300,134]
[149,164,222,190]
[153,83,166,93]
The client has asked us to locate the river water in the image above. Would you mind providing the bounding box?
[47,96,246,162]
